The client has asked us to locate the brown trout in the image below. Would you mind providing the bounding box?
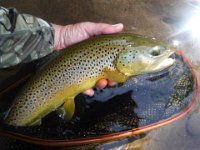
[5,34,175,126]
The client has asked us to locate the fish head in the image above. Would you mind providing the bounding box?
[115,44,175,76]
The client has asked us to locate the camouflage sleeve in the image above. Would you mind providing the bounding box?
[0,6,54,68]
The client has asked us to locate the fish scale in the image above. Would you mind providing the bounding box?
[4,33,175,126]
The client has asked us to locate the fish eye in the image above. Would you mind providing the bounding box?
[150,46,165,56]
[151,49,160,56]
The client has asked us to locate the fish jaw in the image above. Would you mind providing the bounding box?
[150,50,175,72]
[115,44,176,76]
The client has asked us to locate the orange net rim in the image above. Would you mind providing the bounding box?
[0,50,198,147]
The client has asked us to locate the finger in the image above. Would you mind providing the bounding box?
[83,88,94,96]
[105,23,124,34]
[83,22,124,36]
[108,80,117,86]
[96,78,108,89]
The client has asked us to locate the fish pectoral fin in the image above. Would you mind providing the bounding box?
[58,97,75,121]
[103,67,128,83]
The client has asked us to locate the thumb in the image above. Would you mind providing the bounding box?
[84,22,124,36]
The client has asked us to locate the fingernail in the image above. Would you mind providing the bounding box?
[83,89,93,96]
[89,90,94,96]
[112,23,123,27]
[108,81,117,86]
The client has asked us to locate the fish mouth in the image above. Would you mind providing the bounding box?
[152,49,175,71]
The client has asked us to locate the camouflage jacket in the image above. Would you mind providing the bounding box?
[0,6,54,68]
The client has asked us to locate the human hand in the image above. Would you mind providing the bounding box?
[83,79,117,96]
[53,22,123,50]
[52,22,123,96]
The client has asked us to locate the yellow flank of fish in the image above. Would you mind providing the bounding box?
[5,33,175,126]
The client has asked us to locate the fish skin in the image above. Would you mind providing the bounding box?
[4,33,175,126]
